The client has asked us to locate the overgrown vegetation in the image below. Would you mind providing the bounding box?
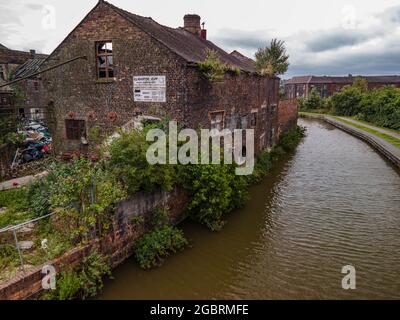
[44,251,111,300]
[0,119,305,288]
[134,226,188,269]
[300,77,400,131]
[197,49,234,82]
[299,87,328,112]
[255,39,289,76]
[108,129,175,194]
[179,163,249,231]
[0,187,31,228]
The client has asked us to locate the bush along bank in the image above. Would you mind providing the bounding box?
[0,124,305,299]
[298,77,400,131]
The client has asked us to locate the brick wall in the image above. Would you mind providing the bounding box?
[0,187,188,300]
[41,2,285,154]
[277,99,298,137]
[42,2,189,152]
[0,143,16,179]
[14,79,45,119]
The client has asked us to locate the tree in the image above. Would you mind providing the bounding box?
[352,77,368,92]
[300,88,324,111]
[255,39,289,76]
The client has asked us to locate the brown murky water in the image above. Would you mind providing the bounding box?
[100,119,400,300]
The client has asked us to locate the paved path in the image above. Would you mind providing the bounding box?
[0,171,48,191]
[336,117,400,140]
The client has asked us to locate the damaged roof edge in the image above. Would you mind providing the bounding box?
[42,0,255,73]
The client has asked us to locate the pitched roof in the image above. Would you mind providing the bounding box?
[0,46,47,64]
[230,50,255,65]
[0,43,8,50]
[104,1,255,72]
[13,58,46,79]
[286,75,400,85]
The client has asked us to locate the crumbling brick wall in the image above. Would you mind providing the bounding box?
[42,2,189,153]
[0,187,188,300]
[277,99,299,137]
[41,1,287,155]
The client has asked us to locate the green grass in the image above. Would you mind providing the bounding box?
[299,111,326,118]
[340,116,400,136]
[332,117,400,149]
[0,187,32,229]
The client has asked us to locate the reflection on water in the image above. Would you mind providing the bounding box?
[100,119,400,300]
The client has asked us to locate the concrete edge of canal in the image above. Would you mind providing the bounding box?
[300,113,400,169]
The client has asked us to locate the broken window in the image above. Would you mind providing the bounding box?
[210,111,225,130]
[96,41,113,79]
[65,119,86,140]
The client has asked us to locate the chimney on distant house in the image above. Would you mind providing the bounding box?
[200,22,207,40]
[184,14,201,35]
[30,49,36,58]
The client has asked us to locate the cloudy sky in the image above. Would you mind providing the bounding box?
[1,0,400,78]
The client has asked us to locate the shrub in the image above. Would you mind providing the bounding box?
[48,158,127,242]
[134,226,188,269]
[248,149,273,184]
[331,83,400,130]
[108,129,175,194]
[197,49,230,82]
[331,85,364,116]
[57,271,81,300]
[46,251,111,300]
[277,126,306,152]
[299,88,325,111]
[27,179,51,218]
[179,163,248,231]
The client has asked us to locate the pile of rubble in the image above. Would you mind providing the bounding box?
[11,120,52,168]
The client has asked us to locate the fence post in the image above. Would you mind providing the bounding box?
[12,229,25,273]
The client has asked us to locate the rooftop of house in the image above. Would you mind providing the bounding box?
[51,0,255,73]
[13,58,47,79]
[286,75,400,85]
[0,46,48,65]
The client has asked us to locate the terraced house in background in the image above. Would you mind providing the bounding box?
[284,75,400,99]
[40,0,298,154]
[0,44,47,121]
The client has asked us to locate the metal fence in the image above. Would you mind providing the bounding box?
[0,213,57,283]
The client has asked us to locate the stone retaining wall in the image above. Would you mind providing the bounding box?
[0,188,188,300]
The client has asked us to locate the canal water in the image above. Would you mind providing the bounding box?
[100,118,400,299]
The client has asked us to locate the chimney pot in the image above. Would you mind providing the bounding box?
[200,29,207,40]
[184,14,201,35]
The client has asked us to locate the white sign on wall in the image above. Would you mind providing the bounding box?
[133,76,166,103]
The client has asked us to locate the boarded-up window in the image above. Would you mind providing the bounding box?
[210,111,225,130]
[96,41,113,79]
[65,119,86,140]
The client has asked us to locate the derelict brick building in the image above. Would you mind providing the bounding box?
[41,0,295,153]
[285,75,400,99]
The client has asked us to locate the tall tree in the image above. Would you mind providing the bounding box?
[255,39,289,76]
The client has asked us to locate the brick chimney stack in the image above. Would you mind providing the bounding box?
[30,49,36,58]
[184,14,201,35]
